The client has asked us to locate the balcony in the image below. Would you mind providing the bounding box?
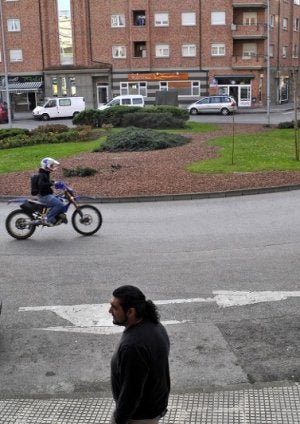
[231,23,267,39]
[232,1,267,8]
[232,54,265,69]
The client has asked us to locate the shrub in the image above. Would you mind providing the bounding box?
[142,106,190,121]
[278,120,300,129]
[63,166,98,177]
[73,108,104,128]
[30,124,69,134]
[121,112,186,129]
[98,126,190,152]
[0,128,29,140]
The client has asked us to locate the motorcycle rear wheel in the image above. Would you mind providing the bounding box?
[5,209,36,240]
[71,205,102,236]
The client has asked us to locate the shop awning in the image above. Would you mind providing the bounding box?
[1,81,43,91]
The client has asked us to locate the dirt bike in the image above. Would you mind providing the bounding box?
[5,181,103,240]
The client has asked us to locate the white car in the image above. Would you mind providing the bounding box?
[187,95,237,116]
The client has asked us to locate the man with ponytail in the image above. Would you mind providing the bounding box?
[109,285,170,424]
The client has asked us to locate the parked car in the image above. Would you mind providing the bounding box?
[187,95,237,116]
[0,102,13,123]
[98,95,144,110]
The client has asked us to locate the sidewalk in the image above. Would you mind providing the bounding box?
[0,383,299,423]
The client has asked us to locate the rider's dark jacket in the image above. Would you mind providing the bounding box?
[37,168,53,196]
[111,320,170,424]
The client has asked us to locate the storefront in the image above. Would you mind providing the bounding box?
[1,76,43,111]
[211,75,254,107]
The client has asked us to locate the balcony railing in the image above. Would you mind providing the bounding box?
[231,23,267,39]
[232,54,266,69]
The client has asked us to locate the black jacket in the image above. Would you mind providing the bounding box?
[111,320,170,424]
[37,168,53,196]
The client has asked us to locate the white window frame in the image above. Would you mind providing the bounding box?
[111,14,125,27]
[270,15,275,28]
[182,44,196,57]
[282,46,287,58]
[181,12,196,26]
[211,43,225,56]
[294,0,300,5]
[159,80,200,97]
[112,45,126,58]
[243,12,257,26]
[242,43,257,59]
[9,49,23,62]
[283,17,288,30]
[7,18,20,32]
[120,82,147,97]
[155,44,170,57]
[211,11,226,25]
[294,17,300,31]
[154,12,169,27]
[293,44,298,58]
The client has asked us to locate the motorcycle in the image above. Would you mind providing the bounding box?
[5,181,103,240]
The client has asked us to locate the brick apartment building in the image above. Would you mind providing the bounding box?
[0,0,299,112]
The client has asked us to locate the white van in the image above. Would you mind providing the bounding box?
[32,97,86,120]
[98,95,144,110]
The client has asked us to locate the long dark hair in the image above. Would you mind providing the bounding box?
[113,285,160,324]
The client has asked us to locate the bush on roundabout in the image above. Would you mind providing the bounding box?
[95,126,191,152]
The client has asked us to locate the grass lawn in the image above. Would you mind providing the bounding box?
[186,128,300,173]
[0,140,102,173]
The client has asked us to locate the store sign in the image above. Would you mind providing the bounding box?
[128,72,189,81]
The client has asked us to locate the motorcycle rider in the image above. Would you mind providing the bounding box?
[36,157,67,226]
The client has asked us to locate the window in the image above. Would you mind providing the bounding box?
[242,43,257,58]
[133,10,146,26]
[181,12,196,26]
[270,15,275,28]
[7,18,20,32]
[182,44,196,57]
[283,17,288,30]
[9,49,22,62]
[282,46,287,57]
[270,44,274,57]
[211,43,225,56]
[294,18,300,31]
[112,45,126,58]
[243,12,257,26]
[111,14,125,27]
[155,44,169,57]
[159,80,200,97]
[69,77,76,96]
[57,0,73,65]
[294,0,300,4]
[120,82,147,97]
[133,42,147,58]
[155,13,169,26]
[211,12,225,25]
[293,44,298,57]
[52,77,58,96]
[59,98,71,106]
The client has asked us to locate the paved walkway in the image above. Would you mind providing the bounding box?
[0,383,299,423]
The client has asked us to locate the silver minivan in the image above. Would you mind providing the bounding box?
[187,95,237,115]
[98,95,144,110]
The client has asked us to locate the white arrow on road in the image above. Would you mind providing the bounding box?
[19,290,300,335]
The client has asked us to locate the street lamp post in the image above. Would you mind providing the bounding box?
[0,0,12,127]
[266,0,271,126]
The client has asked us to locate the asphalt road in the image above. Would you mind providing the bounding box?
[0,191,299,398]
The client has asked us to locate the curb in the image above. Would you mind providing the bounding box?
[1,183,300,204]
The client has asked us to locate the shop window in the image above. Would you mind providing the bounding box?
[133,10,146,26]
[120,82,147,97]
[69,77,76,96]
[52,78,58,96]
[159,80,200,97]
[61,77,67,96]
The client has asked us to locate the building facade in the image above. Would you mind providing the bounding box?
[0,0,299,111]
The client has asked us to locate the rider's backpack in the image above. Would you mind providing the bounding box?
[30,174,40,196]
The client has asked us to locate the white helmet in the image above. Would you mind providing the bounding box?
[40,157,60,171]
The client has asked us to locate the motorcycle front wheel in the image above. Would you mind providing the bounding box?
[5,209,36,240]
[71,205,102,236]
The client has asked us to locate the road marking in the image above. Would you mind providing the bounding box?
[19,291,300,335]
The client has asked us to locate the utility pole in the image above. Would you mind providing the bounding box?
[266,0,271,126]
[0,0,12,127]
